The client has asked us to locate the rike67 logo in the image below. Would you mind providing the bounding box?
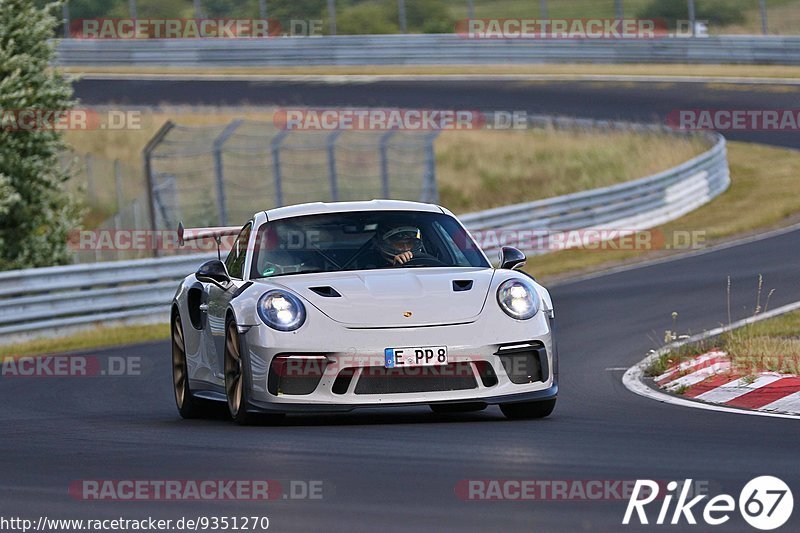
[623,477,793,530]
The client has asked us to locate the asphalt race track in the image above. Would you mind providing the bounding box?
[1,80,798,531]
[74,78,800,149]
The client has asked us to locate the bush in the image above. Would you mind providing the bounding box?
[337,3,399,35]
[337,0,454,35]
[637,0,746,29]
[0,0,82,269]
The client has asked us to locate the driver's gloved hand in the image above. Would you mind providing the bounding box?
[392,251,414,265]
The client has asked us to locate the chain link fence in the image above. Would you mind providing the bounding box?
[144,120,439,232]
[69,119,439,263]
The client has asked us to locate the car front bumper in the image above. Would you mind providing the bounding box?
[241,305,559,413]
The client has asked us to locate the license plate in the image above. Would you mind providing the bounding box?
[384,346,448,368]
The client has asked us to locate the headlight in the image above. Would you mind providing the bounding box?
[257,290,306,331]
[497,278,540,320]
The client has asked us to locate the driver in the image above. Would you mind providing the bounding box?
[377,225,424,265]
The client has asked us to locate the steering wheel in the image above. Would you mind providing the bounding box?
[401,255,447,267]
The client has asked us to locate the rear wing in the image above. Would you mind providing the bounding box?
[177,222,241,259]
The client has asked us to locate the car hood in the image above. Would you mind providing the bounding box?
[262,267,496,328]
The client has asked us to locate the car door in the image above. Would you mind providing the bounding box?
[206,222,252,384]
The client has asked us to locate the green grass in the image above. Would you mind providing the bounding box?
[0,324,170,358]
[646,310,800,378]
[435,128,706,213]
[725,311,800,374]
[646,338,715,377]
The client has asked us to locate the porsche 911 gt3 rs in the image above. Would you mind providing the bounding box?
[171,200,558,424]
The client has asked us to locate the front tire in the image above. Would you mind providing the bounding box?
[172,313,212,418]
[500,399,556,420]
[224,320,284,426]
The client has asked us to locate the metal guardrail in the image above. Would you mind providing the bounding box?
[0,254,211,339]
[0,121,729,342]
[55,35,800,67]
[462,127,729,256]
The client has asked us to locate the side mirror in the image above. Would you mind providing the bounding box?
[498,246,526,271]
[196,259,231,289]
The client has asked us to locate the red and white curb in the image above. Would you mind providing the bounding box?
[654,351,800,415]
[623,300,800,420]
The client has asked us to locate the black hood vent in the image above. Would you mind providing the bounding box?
[452,280,473,292]
[309,286,342,298]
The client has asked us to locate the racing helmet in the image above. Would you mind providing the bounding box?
[377,225,423,261]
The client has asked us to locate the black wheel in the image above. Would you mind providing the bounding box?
[430,402,487,414]
[172,313,211,418]
[500,399,556,420]
[224,320,284,426]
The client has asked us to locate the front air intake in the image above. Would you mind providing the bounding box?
[495,342,548,384]
[268,354,328,395]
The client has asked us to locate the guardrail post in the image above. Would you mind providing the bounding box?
[327,130,342,201]
[212,119,242,226]
[379,130,397,199]
[398,0,407,33]
[114,159,124,215]
[422,131,440,203]
[539,0,548,18]
[142,121,175,242]
[132,199,141,231]
[688,0,696,37]
[271,131,290,207]
[327,0,336,35]
[759,0,768,35]
[61,2,70,38]
[85,154,95,206]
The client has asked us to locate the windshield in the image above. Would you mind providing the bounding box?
[250,210,489,279]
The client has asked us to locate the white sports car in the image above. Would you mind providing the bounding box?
[171,200,558,424]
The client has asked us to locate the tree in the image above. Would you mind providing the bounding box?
[0,0,82,270]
